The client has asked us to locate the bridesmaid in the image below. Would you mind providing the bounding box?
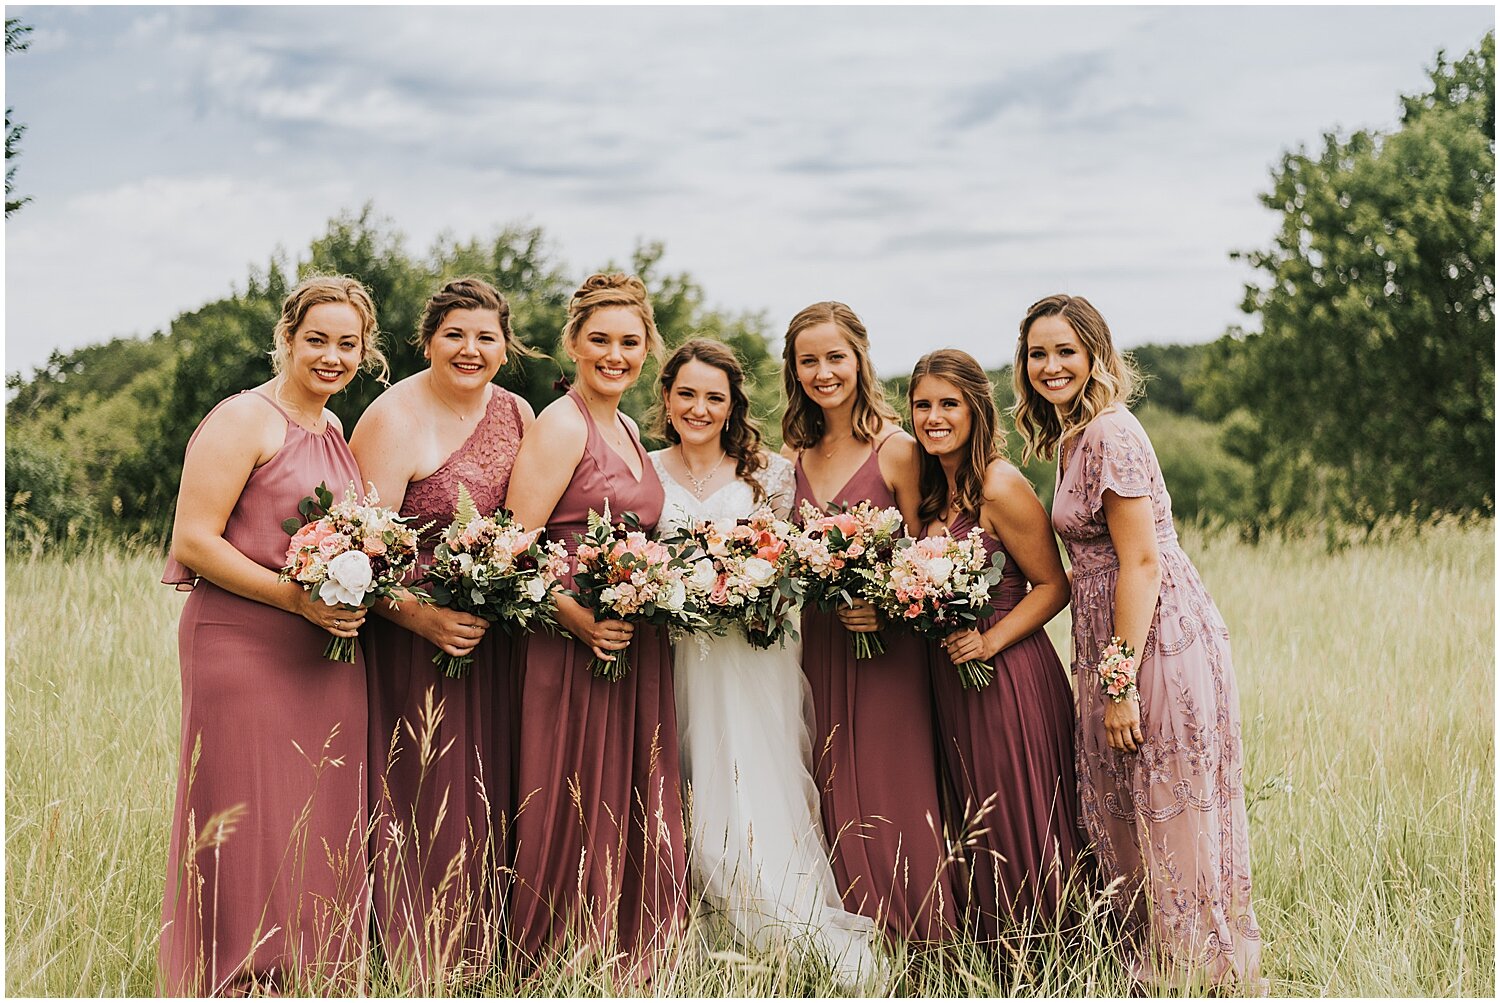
[506,273,687,977]
[159,275,387,995]
[907,348,1086,938]
[779,301,956,943]
[1014,294,1263,991]
[349,277,535,984]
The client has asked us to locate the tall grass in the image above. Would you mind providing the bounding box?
[6,521,1494,996]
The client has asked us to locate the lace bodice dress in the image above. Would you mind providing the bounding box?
[651,450,881,986]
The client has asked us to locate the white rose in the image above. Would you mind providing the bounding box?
[322,550,373,606]
[742,556,776,588]
[689,559,718,591]
[926,557,954,584]
[663,580,687,611]
[525,576,548,603]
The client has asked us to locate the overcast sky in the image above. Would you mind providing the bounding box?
[5,5,1493,379]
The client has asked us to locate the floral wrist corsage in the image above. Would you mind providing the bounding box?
[1097,636,1138,702]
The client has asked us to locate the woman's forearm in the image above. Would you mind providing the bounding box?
[982,579,1068,655]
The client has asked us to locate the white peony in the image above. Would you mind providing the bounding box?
[689,558,718,591]
[322,550,373,606]
[925,557,954,584]
[742,556,777,587]
[525,576,548,603]
[663,579,687,611]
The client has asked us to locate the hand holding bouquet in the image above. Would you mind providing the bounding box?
[419,483,571,678]
[568,503,712,680]
[673,507,802,649]
[785,500,904,659]
[869,528,1005,689]
[281,481,425,662]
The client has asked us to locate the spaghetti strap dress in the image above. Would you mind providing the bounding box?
[926,510,1086,939]
[365,387,523,982]
[508,388,687,976]
[1053,407,1262,989]
[158,389,368,996]
[792,438,957,943]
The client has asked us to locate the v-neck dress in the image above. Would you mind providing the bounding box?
[792,438,957,943]
[508,389,687,976]
[159,389,368,995]
[363,386,524,981]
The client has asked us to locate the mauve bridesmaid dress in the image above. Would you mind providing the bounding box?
[508,388,687,975]
[926,509,1086,939]
[792,435,956,943]
[364,387,523,982]
[160,390,368,995]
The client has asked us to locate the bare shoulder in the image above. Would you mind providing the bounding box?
[619,410,641,436]
[528,394,589,445]
[324,409,345,436]
[876,426,919,461]
[349,382,417,447]
[778,442,800,462]
[198,391,283,445]
[982,458,1039,505]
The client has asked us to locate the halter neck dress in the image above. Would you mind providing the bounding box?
[159,389,368,995]
[792,436,957,943]
[508,388,687,976]
[363,386,524,982]
[927,508,1086,938]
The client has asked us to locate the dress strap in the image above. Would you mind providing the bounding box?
[244,388,296,424]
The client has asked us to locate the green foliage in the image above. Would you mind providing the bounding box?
[6,17,33,216]
[5,437,97,549]
[1200,31,1495,528]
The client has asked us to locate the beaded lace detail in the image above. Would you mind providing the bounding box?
[402,388,523,557]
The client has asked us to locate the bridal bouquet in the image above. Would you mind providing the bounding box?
[281,481,425,663]
[785,500,904,660]
[569,502,712,680]
[419,483,571,678]
[869,529,1006,689]
[672,507,803,649]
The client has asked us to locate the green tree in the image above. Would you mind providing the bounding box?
[1200,32,1495,526]
[6,17,32,216]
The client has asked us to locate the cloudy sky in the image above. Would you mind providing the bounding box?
[5,5,1492,379]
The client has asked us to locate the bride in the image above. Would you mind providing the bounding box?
[648,338,882,987]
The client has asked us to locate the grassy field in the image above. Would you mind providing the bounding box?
[5,520,1494,996]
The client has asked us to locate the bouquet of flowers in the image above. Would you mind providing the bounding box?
[418,483,572,678]
[868,529,1006,689]
[281,481,425,663]
[671,507,803,649]
[784,500,905,660]
[569,502,713,680]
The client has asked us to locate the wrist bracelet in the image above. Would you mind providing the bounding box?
[1098,635,1138,703]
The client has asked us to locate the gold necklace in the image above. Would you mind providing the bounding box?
[430,374,481,422]
[273,379,324,432]
[819,432,854,459]
[679,446,728,498]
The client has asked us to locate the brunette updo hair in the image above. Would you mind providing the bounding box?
[414,276,536,360]
[270,274,388,383]
[650,338,769,502]
[1012,293,1140,463]
[779,300,900,450]
[908,349,1002,526]
[562,272,664,361]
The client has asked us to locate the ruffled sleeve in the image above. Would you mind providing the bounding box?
[757,453,797,519]
[1079,410,1158,521]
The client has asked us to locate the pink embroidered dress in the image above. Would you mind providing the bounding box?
[159,389,368,996]
[364,386,524,981]
[792,436,957,943]
[1052,407,1262,989]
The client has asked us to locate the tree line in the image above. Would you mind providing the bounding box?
[5,32,1492,549]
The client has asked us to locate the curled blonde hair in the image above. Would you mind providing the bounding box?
[780,301,899,450]
[1012,293,1139,463]
[562,272,664,362]
[270,274,388,384]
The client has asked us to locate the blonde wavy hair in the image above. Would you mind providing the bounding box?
[780,301,899,450]
[562,272,665,362]
[1011,293,1140,463]
[269,274,389,384]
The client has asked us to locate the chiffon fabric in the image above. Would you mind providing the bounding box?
[1053,407,1262,989]
[364,387,523,982]
[159,390,368,995]
[508,388,687,976]
[926,511,1086,939]
[792,437,957,943]
[651,451,882,987]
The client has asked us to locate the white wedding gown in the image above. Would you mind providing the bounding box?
[651,450,883,987]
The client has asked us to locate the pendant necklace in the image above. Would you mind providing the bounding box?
[681,447,727,498]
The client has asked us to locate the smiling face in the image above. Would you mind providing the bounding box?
[284,301,364,400]
[568,304,649,401]
[426,306,506,390]
[664,357,732,449]
[1025,313,1092,408]
[910,374,972,459]
[793,321,862,413]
